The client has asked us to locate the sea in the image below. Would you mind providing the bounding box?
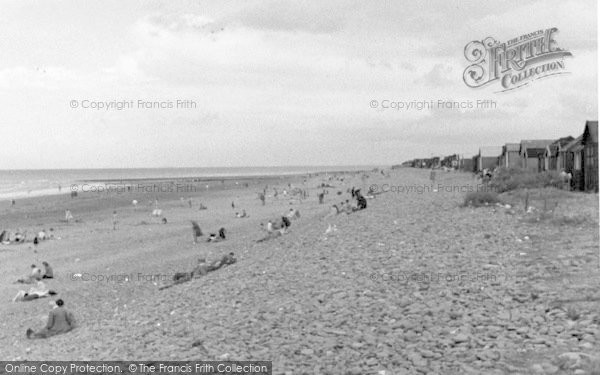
[0,166,377,201]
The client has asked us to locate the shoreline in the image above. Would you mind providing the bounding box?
[0,167,378,202]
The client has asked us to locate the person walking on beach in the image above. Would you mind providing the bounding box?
[26,299,75,339]
[112,210,118,230]
[191,221,203,244]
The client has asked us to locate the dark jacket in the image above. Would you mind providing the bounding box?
[46,307,74,335]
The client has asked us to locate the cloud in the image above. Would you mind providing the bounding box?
[414,64,455,87]
[227,0,346,34]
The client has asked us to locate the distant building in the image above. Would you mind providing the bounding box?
[441,154,459,169]
[582,120,598,192]
[519,140,554,172]
[478,146,502,172]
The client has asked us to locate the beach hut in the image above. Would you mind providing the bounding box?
[478,146,502,172]
[582,120,598,192]
[519,140,554,172]
[472,155,479,173]
[565,135,584,190]
[500,143,521,169]
[544,136,574,171]
[459,157,473,172]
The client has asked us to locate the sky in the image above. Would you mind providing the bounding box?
[0,0,597,169]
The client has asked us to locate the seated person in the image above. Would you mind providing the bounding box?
[207,228,226,242]
[26,299,74,339]
[355,191,367,210]
[42,262,54,279]
[17,265,43,284]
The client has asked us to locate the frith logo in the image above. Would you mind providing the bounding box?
[463,28,572,92]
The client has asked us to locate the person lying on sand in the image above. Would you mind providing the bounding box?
[159,253,237,290]
[16,265,43,284]
[207,252,237,272]
[26,299,74,339]
[192,258,209,278]
[13,281,57,302]
[42,262,53,279]
[171,271,193,285]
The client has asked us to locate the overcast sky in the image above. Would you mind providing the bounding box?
[0,0,596,169]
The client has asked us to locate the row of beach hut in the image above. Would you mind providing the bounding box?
[402,120,598,192]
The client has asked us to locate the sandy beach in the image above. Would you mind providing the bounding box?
[0,167,598,373]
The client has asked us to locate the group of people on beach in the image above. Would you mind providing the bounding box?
[14,262,56,302]
[330,187,367,215]
[8,173,375,342]
[0,228,53,245]
[11,261,75,338]
[16,262,54,284]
